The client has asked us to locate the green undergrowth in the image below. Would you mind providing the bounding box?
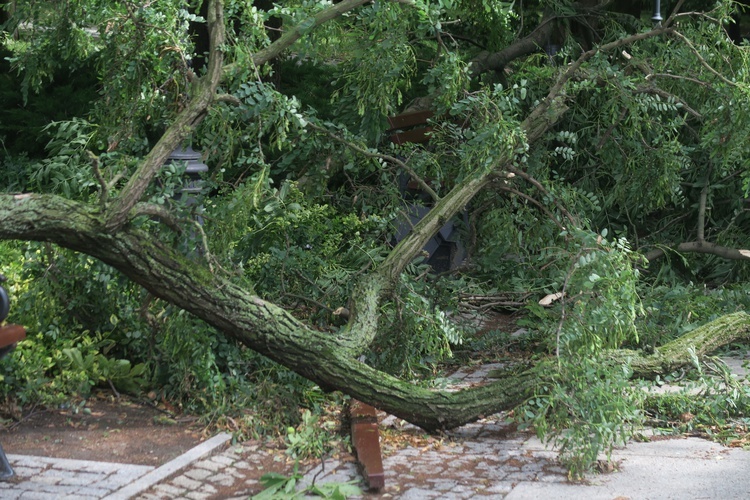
[642,355,750,444]
[0,239,344,439]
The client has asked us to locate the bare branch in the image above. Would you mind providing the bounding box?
[132,203,184,234]
[696,170,710,243]
[538,26,674,118]
[647,73,712,87]
[215,93,241,106]
[664,0,688,27]
[596,106,628,150]
[87,151,108,211]
[645,241,750,262]
[469,13,558,76]
[506,165,576,225]
[191,218,214,273]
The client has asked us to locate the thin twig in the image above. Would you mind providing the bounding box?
[670,30,740,88]
[697,164,712,243]
[664,0,688,27]
[132,203,184,234]
[192,218,214,273]
[88,151,108,210]
[506,166,576,225]
[497,185,566,232]
[647,73,711,87]
[307,121,440,202]
[108,379,121,399]
[596,107,629,150]
[635,86,703,119]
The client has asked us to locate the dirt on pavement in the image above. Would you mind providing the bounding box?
[0,393,206,466]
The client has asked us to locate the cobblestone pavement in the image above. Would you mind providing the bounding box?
[0,455,154,499]
[4,359,750,499]
[1,433,233,500]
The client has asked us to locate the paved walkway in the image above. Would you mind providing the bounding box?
[2,358,750,499]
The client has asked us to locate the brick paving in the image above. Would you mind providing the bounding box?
[3,358,750,498]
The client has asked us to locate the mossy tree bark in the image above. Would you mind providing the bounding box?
[609,312,750,379]
[0,193,539,431]
[2,0,742,432]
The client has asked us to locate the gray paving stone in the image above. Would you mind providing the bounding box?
[47,458,115,472]
[17,480,62,493]
[399,487,442,499]
[485,482,514,495]
[57,471,110,487]
[31,473,62,485]
[184,491,211,500]
[6,363,750,499]
[184,467,213,481]
[9,455,49,467]
[31,483,84,495]
[19,492,60,499]
[11,466,44,476]
[191,459,223,471]
[223,466,245,478]
[198,483,217,494]
[428,479,458,490]
[106,467,154,487]
[205,472,236,486]
[153,483,185,496]
[171,475,202,490]
[505,470,539,481]
[74,486,115,497]
[410,464,444,474]
[208,454,235,466]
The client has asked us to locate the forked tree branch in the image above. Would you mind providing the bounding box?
[106,0,372,231]
[223,0,372,76]
[105,0,226,231]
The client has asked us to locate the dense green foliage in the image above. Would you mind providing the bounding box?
[2,0,750,477]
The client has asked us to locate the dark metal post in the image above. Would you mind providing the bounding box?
[165,146,209,256]
[166,146,209,224]
[652,0,662,27]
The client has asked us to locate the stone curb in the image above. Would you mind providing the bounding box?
[102,432,232,500]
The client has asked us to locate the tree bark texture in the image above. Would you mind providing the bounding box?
[1,0,733,434]
[0,193,538,430]
[609,312,750,379]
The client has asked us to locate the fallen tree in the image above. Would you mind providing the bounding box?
[614,311,750,379]
[1,0,750,440]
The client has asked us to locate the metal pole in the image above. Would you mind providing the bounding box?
[652,0,663,27]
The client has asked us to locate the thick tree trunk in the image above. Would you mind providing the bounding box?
[0,193,537,431]
[0,83,569,431]
[2,194,749,430]
[0,0,716,433]
[610,312,750,379]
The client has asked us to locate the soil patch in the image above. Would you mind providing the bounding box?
[0,394,205,466]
